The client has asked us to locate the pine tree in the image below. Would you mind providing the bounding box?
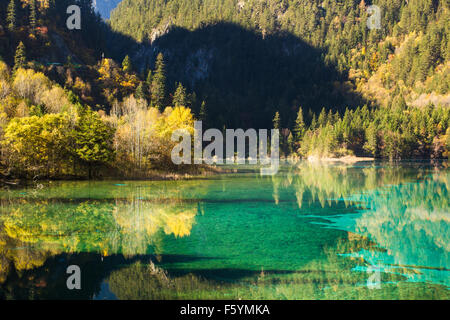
[392,94,407,111]
[317,108,327,127]
[173,82,187,106]
[417,45,431,82]
[327,109,334,125]
[294,107,306,143]
[14,42,26,71]
[273,111,280,130]
[122,55,132,73]
[143,70,152,100]
[151,53,166,110]
[364,122,378,157]
[310,113,317,130]
[30,0,37,32]
[146,70,152,86]
[7,0,17,32]
[135,82,146,101]
[287,132,294,155]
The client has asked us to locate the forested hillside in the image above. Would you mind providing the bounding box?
[107,0,449,159]
[110,0,448,82]
[110,0,449,122]
[0,0,448,182]
[0,0,201,180]
[0,0,109,68]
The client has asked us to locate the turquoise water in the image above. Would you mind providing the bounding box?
[0,162,448,299]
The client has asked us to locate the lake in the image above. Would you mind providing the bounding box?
[0,162,448,300]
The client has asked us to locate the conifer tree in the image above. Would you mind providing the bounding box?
[294,107,306,143]
[30,0,37,31]
[151,53,166,110]
[122,55,132,73]
[392,94,407,111]
[310,113,317,130]
[287,132,294,155]
[144,70,152,100]
[14,42,26,71]
[146,70,152,86]
[173,82,187,106]
[318,108,327,127]
[135,82,146,101]
[327,109,334,125]
[364,122,378,157]
[273,111,280,130]
[7,0,17,32]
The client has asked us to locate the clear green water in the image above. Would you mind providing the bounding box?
[0,162,448,300]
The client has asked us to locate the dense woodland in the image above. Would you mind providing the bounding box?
[110,0,449,114]
[0,0,448,180]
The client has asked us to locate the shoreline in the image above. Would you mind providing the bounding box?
[0,165,227,187]
[3,158,448,186]
[306,155,375,163]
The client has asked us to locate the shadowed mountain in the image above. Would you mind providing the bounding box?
[0,1,366,129]
[126,23,366,129]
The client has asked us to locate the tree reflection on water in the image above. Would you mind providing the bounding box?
[0,162,448,299]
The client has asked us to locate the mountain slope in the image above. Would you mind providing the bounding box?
[109,0,449,128]
[131,23,362,128]
[0,0,447,169]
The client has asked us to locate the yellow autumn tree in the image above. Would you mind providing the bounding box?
[3,113,72,177]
